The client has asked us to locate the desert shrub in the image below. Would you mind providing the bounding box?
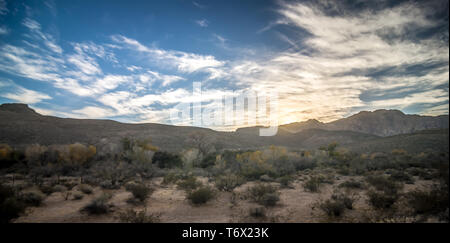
[260,193,280,207]
[187,186,216,205]
[367,190,398,210]
[318,199,346,217]
[339,179,363,189]
[215,174,245,192]
[177,176,202,191]
[303,176,322,192]
[162,172,182,185]
[81,193,112,215]
[199,153,217,168]
[100,180,120,189]
[72,192,84,200]
[67,143,96,165]
[19,191,45,207]
[152,151,182,169]
[366,175,402,194]
[0,184,26,223]
[53,185,67,192]
[406,187,449,216]
[293,157,317,171]
[237,151,274,180]
[278,175,294,188]
[248,183,279,206]
[126,183,153,202]
[39,185,55,195]
[390,170,414,184]
[118,208,160,223]
[331,192,356,210]
[78,184,93,194]
[249,207,266,218]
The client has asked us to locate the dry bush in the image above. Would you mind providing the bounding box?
[248,183,279,207]
[118,208,160,223]
[215,174,245,192]
[187,186,216,205]
[78,184,93,194]
[126,183,153,202]
[81,193,112,215]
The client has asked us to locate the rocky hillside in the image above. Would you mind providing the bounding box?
[0,103,448,153]
[280,109,449,136]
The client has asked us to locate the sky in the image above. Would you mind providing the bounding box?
[0,0,448,131]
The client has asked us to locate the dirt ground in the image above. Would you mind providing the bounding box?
[9,172,437,223]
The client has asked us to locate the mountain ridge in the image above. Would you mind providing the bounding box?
[0,103,448,154]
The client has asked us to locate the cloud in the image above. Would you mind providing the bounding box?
[72,106,116,119]
[127,65,142,72]
[0,26,8,35]
[22,18,63,54]
[193,1,206,9]
[195,19,208,27]
[112,35,225,73]
[0,80,51,104]
[0,0,7,15]
[68,54,102,75]
[211,1,449,124]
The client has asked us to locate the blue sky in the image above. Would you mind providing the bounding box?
[0,0,448,130]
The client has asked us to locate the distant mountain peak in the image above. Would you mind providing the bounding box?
[0,103,38,114]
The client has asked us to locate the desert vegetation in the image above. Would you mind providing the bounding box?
[0,135,448,223]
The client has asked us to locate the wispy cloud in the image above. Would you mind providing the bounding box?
[0,80,51,104]
[22,18,63,54]
[192,1,206,9]
[112,35,224,73]
[0,26,8,35]
[195,19,208,27]
[0,0,8,15]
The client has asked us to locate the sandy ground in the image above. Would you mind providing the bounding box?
[10,173,436,223]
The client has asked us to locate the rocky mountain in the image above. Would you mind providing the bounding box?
[0,103,448,154]
[280,109,449,137]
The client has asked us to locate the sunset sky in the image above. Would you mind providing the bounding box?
[0,0,448,130]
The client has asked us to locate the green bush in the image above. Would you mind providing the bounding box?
[162,172,182,185]
[39,185,55,195]
[249,207,266,218]
[390,170,414,184]
[177,177,202,191]
[78,184,93,194]
[0,184,26,223]
[260,193,280,207]
[126,183,153,202]
[81,193,112,215]
[278,175,294,188]
[187,186,216,205]
[318,199,346,217]
[303,176,322,192]
[331,192,356,210]
[118,208,160,223]
[72,192,84,200]
[366,175,402,194]
[152,151,182,169]
[53,185,67,192]
[19,191,45,207]
[215,174,245,192]
[367,190,398,209]
[248,183,279,206]
[406,187,449,216]
[199,153,217,168]
[338,179,363,189]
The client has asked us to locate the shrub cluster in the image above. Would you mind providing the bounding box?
[248,184,280,207]
[187,186,216,205]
